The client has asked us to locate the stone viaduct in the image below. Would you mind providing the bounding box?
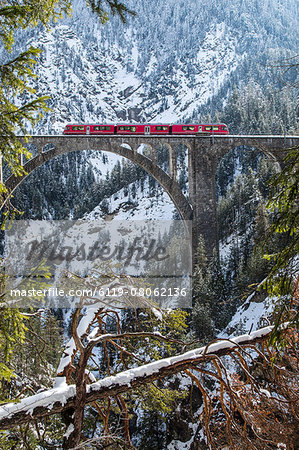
[1,135,298,259]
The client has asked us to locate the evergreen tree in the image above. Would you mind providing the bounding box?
[254,202,270,245]
[261,146,299,339]
[0,306,26,398]
[209,250,230,329]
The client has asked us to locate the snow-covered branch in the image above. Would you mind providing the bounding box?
[0,324,275,430]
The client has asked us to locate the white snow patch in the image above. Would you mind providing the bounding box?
[219,296,275,339]
[64,423,74,438]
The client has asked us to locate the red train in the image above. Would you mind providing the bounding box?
[63,123,229,135]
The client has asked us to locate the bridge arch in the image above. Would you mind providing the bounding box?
[209,137,292,165]
[3,136,193,221]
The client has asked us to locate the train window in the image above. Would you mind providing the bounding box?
[119,126,136,131]
[72,126,85,130]
[213,126,219,130]
[156,126,168,131]
[205,126,212,131]
[182,126,195,131]
[198,126,203,131]
[94,126,111,131]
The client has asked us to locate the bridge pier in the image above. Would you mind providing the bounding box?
[169,145,177,180]
[188,141,219,260]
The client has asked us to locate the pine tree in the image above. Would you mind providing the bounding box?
[254,202,270,245]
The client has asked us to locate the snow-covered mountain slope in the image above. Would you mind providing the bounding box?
[84,177,176,220]
[89,151,124,182]
[21,20,238,133]
[84,145,188,220]
[4,0,297,134]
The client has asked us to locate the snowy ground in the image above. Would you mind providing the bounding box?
[85,176,176,221]
[219,293,275,338]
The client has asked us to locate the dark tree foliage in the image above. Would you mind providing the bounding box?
[261,146,299,341]
[86,0,136,24]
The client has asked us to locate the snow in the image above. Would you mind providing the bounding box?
[84,176,176,221]
[120,143,132,150]
[53,377,68,389]
[152,307,163,321]
[86,326,99,342]
[85,369,97,383]
[56,338,76,374]
[88,151,124,181]
[0,384,76,419]
[76,305,101,338]
[167,420,204,449]
[260,388,271,398]
[63,423,75,438]
[219,295,275,338]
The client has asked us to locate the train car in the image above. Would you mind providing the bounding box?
[63,124,115,135]
[116,124,146,135]
[172,123,229,135]
[198,123,229,135]
[149,124,170,134]
[116,124,170,135]
[172,124,199,135]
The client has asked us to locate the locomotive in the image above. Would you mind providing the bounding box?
[63,123,229,135]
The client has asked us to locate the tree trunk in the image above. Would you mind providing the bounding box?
[63,355,88,449]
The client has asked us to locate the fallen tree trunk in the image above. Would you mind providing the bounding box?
[0,325,275,430]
